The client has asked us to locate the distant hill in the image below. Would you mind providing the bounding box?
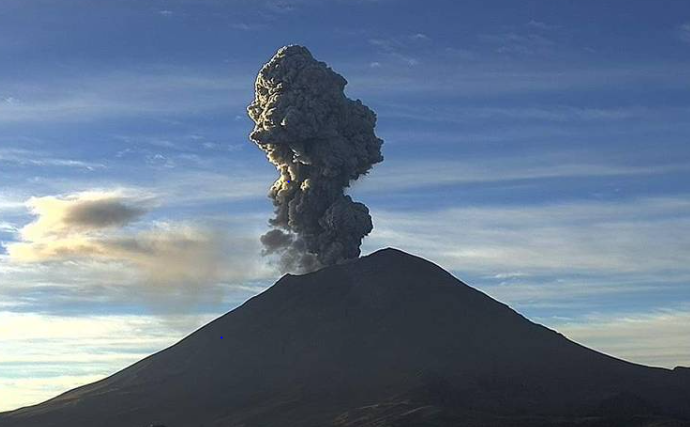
[1,248,688,426]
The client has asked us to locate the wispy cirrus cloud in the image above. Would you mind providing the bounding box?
[357,155,690,193]
[0,374,107,413]
[479,31,556,56]
[678,23,690,43]
[0,311,215,411]
[526,20,560,31]
[0,157,271,212]
[364,196,690,277]
[0,69,252,124]
[0,193,26,213]
[477,20,562,56]
[376,103,655,124]
[368,33,432,67]
[0,222,17,232]
[0,148,104,170]
[153,169,268,205]
[552,308,690,368]
[345,62,690,98]
[230,22,265,31]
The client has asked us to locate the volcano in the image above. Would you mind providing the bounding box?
[1,248,688,426]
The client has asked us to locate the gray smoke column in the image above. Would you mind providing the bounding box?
[247,45,384,273]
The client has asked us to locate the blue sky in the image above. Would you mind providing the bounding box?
[1,0,690,411]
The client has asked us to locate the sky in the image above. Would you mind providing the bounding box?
[1,0,690,412]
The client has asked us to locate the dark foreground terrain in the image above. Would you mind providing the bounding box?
[1,248,688,427]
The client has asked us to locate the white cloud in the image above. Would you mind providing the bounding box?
[479,30,556,56]
[552,309,690,368]
[0,148,104,170]
[7,190,152,261]
[363,196,690,277]
[526,20,559,31]
[376,103,653,124]
[5,191,272,310]
[0,221,16,232]
[679,23,690,43]
[264,0,296,14]
[0,157,271,214]
[0,194,25,213]
[153,169,270,205]
[230,22,264,31]
[0,311,214,411]
[410,33,430,41]
[0,69,251,124]
[0,375,107,412]
[356,155,689,193]
[345,62,690,98]
[480,276,683,310]
[368,34,430,67]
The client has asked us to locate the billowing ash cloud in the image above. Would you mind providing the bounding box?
[247,45,384,272]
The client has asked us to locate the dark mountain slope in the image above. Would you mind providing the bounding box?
[1,248,688,426]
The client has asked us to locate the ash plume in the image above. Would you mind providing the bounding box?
[248,45,384,273]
